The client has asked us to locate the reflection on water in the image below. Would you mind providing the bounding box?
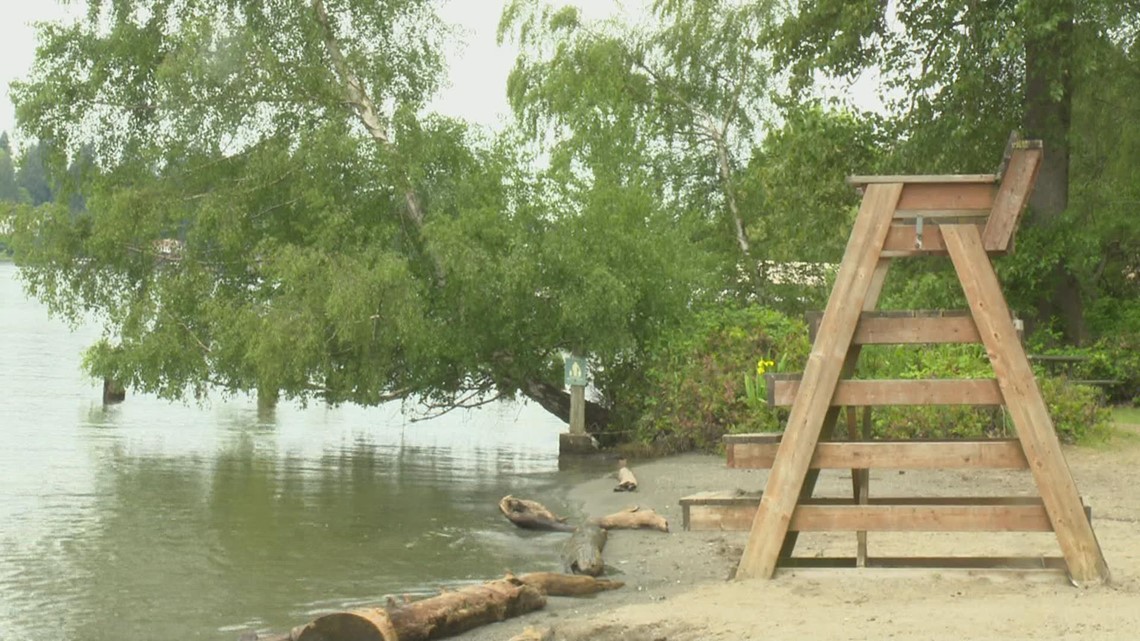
[0,263,574,641]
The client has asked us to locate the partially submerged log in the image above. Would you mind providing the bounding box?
[614,459,637,492]
[561,523,607,576]
[293,576,546,641]
[499,495,576,532]
[589,506,669,532]
[514,572,624,596]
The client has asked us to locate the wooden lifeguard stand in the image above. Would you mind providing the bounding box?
[714,136,1109,586]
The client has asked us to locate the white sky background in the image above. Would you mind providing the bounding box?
[0,0,883,146]
[0,0,653,144]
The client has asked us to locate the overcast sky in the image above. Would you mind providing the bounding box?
[0,1,882,148]
[0,0,653,144]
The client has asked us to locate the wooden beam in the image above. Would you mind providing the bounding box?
[943,223,1110,586]
[848,174,997,186]
[725,438,1029,470]
[767,378,1004,407]
[807,312,981,344]
[736,183,900,581]
[983,146,1043,252]
[896,183,995,212]
[894,208,991,219]
[682,494,1090,532]
[777,259,894,562]
[791,504,1054,532]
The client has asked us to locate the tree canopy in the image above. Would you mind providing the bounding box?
[5,0,721,426]
[6,0,1139,433]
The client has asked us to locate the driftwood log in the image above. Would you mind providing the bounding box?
[614,463,637,492]
[241,573,621,641]
[589,506,669,532]
[499,496,575,532]
[292,576,546,641]
[560,523,607,576]
[513,572,623,596]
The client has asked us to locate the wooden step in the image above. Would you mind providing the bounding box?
[680,491,1091,532]
[724,435,1028,470]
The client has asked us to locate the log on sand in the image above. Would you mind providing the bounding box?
[614,460,637,492]
[293,576,546,641]
[561,522,607,576]
[589,506,669,532]
[513,572,624,596]
[499,495,576,532]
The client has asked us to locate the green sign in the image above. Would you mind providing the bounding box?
[564,355,588,387]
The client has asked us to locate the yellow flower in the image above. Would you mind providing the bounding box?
[756,358,775,376]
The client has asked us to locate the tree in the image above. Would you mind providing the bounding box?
[769,0,1140,343]
[7,0,711,429]
[15,139,54,206]
[501,0,790,300]
[0,133,21,203]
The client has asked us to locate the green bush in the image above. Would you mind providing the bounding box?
[855,343,1110,443]
[629,305,810,452]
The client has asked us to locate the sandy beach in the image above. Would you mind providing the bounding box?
[465,423,1140,641]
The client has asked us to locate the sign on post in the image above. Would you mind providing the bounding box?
[564,355,588,387]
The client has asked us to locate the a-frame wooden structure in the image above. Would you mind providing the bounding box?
[732,137,1111,586]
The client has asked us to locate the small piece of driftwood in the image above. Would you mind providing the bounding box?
[614,459,637,492]
[512,571,623,596]
[498,495,576,532]
[589,506,668,532]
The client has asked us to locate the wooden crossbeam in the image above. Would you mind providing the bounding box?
[767,378,1003,407]
[806,311,980,344]
[736,183,901,580]
[725,438,1028,470]
[793,504,1054,532]
[683,494,1091,533]
[943,223,1110,586]
[847,174,998,186]
[896,183,995,211]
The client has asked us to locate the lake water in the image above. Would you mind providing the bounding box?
[0,261,581,641]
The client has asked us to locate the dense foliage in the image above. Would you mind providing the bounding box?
[3,0,1133,445]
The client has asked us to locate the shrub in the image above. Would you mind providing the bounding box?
[630,306,810,452]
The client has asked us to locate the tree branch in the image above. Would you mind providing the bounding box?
[310,0,446,284]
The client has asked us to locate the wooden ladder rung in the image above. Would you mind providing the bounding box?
[765,377,1003,407]
[680,493,1091,532]
[725,437,1028,470]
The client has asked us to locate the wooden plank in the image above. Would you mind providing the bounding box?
[894,208,991,219]
[808,313,981,344]
[882,222,987,256]
[684,495,1091,532]
[725,439,1029,470]
[943,223,1110,586]
[896,183,995,212]
[736,183,901,581]
[779,259,893,562]
[791,504,1054,532]
[848,174,997,186]
[983,147,1043,252]
[768,379,1004,407]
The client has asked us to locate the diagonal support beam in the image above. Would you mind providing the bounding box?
[943,223,1110,586]
[736,183,901,580]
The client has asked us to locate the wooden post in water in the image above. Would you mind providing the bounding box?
[560,354,596,456]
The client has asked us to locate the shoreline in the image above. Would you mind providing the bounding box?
[465,427,1140,641]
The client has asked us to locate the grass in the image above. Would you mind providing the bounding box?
[1112,406,1140,426]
